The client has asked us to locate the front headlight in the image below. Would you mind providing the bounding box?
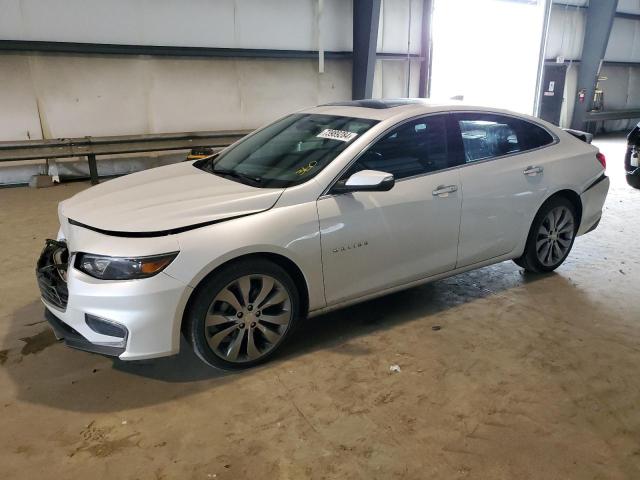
[75,252,178,280]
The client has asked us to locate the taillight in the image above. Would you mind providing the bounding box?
[596,152,606,169]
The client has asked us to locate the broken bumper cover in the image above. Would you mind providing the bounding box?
[44,308,126,357]
[36,240,69,310]
[38,243,193,360]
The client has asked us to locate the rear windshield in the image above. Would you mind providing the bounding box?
[196,113,378,188]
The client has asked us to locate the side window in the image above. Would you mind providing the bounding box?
[519,121,555,150]
[458,114,554,163]
[347,115,450,180]
[459,117,520,162]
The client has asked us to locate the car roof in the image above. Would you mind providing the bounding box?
[299,98,551,127]
[321,99,428,109]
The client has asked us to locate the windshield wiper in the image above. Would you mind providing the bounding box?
[212,168,262,185]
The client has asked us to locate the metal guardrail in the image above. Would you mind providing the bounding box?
[584,109,640,122]
[0,130,250,184]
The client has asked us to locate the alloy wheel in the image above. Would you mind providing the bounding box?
[205,274,292,363]
[535,206,575,267]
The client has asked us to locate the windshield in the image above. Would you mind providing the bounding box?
[196,113,378,188]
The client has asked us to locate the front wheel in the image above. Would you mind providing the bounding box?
[185,258,300,370]
[514,197,577,273]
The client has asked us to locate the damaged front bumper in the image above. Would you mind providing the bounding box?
[37,239,126,357]
[44,308,127,357]
[36,239,191,360]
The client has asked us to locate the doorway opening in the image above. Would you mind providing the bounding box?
[430,0,548,115]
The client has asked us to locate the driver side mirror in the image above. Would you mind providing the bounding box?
[331,169,395,194]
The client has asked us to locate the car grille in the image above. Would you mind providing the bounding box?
[36,239,69,310]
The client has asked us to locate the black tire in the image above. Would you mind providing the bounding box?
[514,196,578,273]
[627,173,640,189]
[185,258,301,370]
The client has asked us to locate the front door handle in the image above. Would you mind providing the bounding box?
[432,184,458,197]
[523,165,544,176]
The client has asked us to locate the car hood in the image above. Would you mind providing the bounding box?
[60,162,284,234]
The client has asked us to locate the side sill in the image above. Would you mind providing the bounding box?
[308,251,517,318]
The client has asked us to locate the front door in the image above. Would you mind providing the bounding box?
[317,114,463,305]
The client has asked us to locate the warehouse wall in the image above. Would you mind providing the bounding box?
[0,0,424,184]
[0,53,354,185]
[0,0,424,141]
[0,0,352,52]
[0,0,423,54]
[0,54,353,140]
[374,0,424,99]
[547,0,640,131]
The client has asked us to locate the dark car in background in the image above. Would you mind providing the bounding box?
[625,123,640,189]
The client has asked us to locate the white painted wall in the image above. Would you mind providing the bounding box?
[0,54,353,141]
[0,54,355,184]
[0,0,353,51]
[546,5,586,60]
[0,0,422,54]
[378,0,423,55]
[548,3,640,62]
[0,0,423,184]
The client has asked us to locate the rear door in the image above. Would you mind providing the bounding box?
[317,114,463,305]
[452,112,556,267]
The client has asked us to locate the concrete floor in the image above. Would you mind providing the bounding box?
[0,135,638,479]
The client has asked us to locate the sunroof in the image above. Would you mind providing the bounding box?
[320,99,425,109]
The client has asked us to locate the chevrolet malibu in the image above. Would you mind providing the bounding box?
[37,99,610,370]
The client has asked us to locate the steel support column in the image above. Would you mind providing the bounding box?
[418,0,434,98]
[352,0,381,100]
[87,154,99,185]
[570,0,618,130]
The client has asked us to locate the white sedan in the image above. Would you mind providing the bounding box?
[37,99,609,369]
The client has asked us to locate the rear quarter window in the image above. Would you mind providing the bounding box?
[519,121,555,150]
[456,113,554,163]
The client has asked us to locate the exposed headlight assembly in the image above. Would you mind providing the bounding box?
[75,252,178,280]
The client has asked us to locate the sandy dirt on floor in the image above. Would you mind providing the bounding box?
[0,135,639,479]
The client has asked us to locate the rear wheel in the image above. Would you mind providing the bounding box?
[186,258,300,370]
[514,197,577,273]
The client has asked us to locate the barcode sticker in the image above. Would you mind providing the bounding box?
[316,129,359,142]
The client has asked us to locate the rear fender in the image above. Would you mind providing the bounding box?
[577,176,609,236]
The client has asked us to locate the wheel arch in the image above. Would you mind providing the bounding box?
[546,188,583,224]
[514,188,583,259]
[529,189,583,239]
[514,188,583,272]
[180,251,310,335]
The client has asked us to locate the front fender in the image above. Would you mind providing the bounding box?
[164,202,325,312]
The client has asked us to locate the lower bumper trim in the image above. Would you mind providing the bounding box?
[585,216,601,234]
[44,308,125,358]
[583,173,607,192]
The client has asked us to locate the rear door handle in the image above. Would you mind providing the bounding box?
[523,166,543,176]
[432,184,458,197]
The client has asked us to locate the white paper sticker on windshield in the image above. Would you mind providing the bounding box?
[316,129,358,142]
